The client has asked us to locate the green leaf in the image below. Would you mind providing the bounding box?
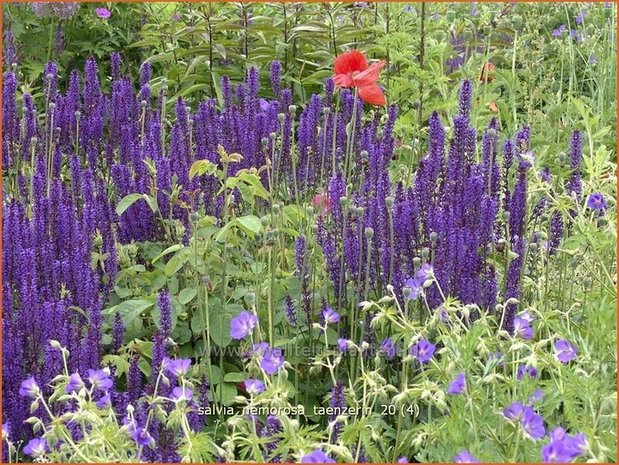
[116,193,145,216]
[236,215,262,236]
[179,287,198,305]
[215,382,238,405]
[109,299,154,326]
[223,372,246,383]
[152,244,183,264]
[189,159,217,180]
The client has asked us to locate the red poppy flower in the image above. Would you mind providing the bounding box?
[333,50,386,106]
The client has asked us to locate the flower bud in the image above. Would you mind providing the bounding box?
[385,196,394,208]
[141,100,147,108]
[502,211,511,221]
[364,227,374,239]
[413,257,421,267]
[430,232,438,243]
[421,247,430,259]
[288,105,297,115]
[190,212,200,223]
[246,292,256,305]
[278,113,286,123]
[269,132,277,140]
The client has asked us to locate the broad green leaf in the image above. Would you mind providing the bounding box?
[116,193,145,216]
[236,215,262,235]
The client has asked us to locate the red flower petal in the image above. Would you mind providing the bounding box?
[353,60,385,87]
[333,73,354,88]
[358,84,386,106]
[334,50,368,75]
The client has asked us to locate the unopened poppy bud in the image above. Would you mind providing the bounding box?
[403,287,412,299]
[261,137,268,147]
[323,107,331,116]
[487,128,497,138]
[278,113,285,123]
[385,196,394,208]
[358,206,365,216]
[46,73,54,81]
[558,151,567,163]
[364,227,374,239]
[512,15,523,30]
[49,102,56,110]
[413,257,421,267]
[430,232,438,243]
[261,217,269,227]
[421,247,430,259]
[339,196,348,207]
[272,203,281,213]
[529,242,538,251]
[288,105,297,115]
[502,211,511,221]
[190,212,199,223]
[141,100,147,108]
[31,137,38,146]
[269,132,277,140]
[312,224,319,234]
[360,150,369,160]
[246,292,256,305]
[74,111,81,119]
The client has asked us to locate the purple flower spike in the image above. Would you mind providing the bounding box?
[244,379,265,395]
[411,339,436,364]
[554,339,578,364]
[164,358,192,378]
[447,372,466,395]
[522,407,546,440]
[86,369,113,391]
[260,346,285,375]
[586,193,607,211]
[230,311,258,339]
[19,377,40,398]
[171,386,194,402]
[300,449,336,463]
[453,450,480,463]
[23,438,49,458]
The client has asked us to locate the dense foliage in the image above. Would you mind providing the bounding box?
[2,2,617,463]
